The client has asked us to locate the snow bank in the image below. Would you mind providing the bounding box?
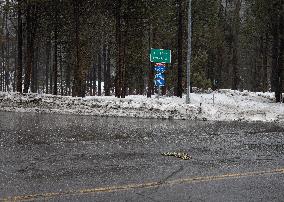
[0,90,283,122]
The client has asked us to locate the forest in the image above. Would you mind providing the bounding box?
[0,0,283,102]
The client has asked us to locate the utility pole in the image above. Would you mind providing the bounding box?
[186,0,192,104]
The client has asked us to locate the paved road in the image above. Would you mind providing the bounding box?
[0,111,284,201]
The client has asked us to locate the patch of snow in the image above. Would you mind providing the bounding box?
[0,90,283,122]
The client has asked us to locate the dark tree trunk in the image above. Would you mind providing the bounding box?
[66,54,71,96]
[147,24,154,98]
[4,2,10,92]
[16,0,23,93]
[53,27,58,95]
[271,2,281,102]
[98,52,102,96]
[87,67,91,96]
[53,2,58,95]
[31,46,38,93]
[92,63,97,95]
[60,46,63,96]
[0,10,5,92]
[138,60,144,95]
[103,44,107,95]
[176,0,183,98]
[72,0,85,97]
[45,35,51,94]
[261,33,269,92]
[105,48,111,96]
[231,0,241,90]
[23,3,36,93]
[115,0,122,98]
[279,3,284,102]
[121,24,127,98]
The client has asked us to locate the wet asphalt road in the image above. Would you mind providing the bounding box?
[0,111,284,201]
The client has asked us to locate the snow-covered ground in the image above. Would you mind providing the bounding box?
[0,90,284,122]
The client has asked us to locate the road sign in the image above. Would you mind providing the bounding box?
[154,66,166,73]
[155,79,165,87]
[150,49,171,63]
[154,73,165,87]
[155,73,165,80]
[155,63,166,67]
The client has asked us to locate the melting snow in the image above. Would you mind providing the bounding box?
[0,90,283,122]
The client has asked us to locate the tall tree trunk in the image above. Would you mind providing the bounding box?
[23,3,34,93]
[4,0,10,92]
[53,26,58,95]
[92,63,96,95]
[115,0,122,98]
[147,24,154,98]
[279,1,284,102]
[231,0,241,90]
[103,44,107,95]
[16,0,23,93]
[261,33,269,92]
[105,48,111,96]
[53,2,58,95]
[271,1,281,102]
[60,45,63,95]
[65,53,71,96]
[31,46,38,93]
[0,10,5,92]
[87,67,91,96]
[72,0,84,97]
[98,52,102,96]
[121,22,127,98]
[176,0,183,98]
[45,34,51,94]
[138,55,144,95]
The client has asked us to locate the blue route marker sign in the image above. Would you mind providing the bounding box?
[154,73,165,87]
[154,66,166,73]
[155,73,164,80]
[155,79,165,87]
[153,62,166,88]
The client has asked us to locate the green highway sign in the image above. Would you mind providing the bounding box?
[150,49,171,63]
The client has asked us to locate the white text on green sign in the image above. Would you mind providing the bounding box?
[150,49,171,63]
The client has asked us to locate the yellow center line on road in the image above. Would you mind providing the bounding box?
[1,167,284,201]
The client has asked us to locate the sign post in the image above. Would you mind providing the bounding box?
[150,49,171,99]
